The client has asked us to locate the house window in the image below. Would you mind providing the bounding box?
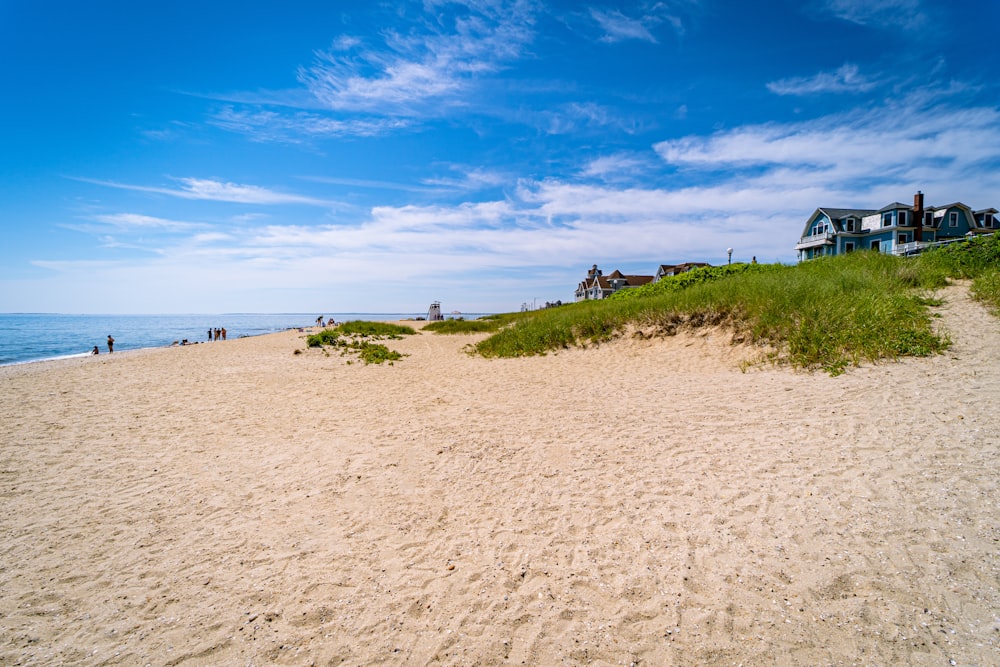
[898,211,908,226]
[949,212,958,227]
[845,242,855,253]
[845,219,855,232]
[882,213,893,227]
[898,233,908,244]
[871,240,881,252]
[924,211,934,225]
[986,214,996,228]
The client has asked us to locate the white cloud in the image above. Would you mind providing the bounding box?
[76,176,334,206]
[767,63,878,96]
[817,0,926,30]
[653,104,1000,180]
[211,107,411,141]
[588,2,699,43]
[590,8,658,43]
[90,213,202,231]
[297,1,534,115]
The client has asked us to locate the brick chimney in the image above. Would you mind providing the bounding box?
[913,191,924,242]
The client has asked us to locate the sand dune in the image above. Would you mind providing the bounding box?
[2,283,998,665]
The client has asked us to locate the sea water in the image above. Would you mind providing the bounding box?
[0,312,476,366]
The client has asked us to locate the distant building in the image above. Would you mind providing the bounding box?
[575,262,708,301]
[427,301,443,321]
[796,192,998,261]
[654,262,710,281]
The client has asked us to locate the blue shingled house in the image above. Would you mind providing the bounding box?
[796,192,997,261]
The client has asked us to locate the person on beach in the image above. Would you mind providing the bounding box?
[208,328,212,342]
[221,327,227,341]
[107,335,114,353]
[92,346,99,355]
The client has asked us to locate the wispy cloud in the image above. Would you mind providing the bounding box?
[75,177,334,206]
[90,213,203,231]
[767,63,878,96]
[210,107,411,141]
[297,1,535,116]
[208,1,537,143]
[588,2,698,43]
[590,8,659,43]
[653,102,1000,183]
[816,0,927,30]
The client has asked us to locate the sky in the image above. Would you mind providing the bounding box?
[1,0,999,314]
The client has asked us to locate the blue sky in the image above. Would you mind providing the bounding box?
[2,0,999,314]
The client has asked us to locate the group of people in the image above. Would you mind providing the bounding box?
[91,335,114,355]
[209,327,227,342]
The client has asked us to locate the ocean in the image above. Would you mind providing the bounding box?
[0,312,482,366]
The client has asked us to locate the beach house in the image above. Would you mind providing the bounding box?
[795,192,998,261]
[655,262,710,280]
[575,265,655,301]
[575,262,710,301]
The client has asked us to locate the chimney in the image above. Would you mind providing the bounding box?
[913,191,924,242]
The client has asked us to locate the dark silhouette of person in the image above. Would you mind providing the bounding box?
[107,335,115,353]
[92,346,99,355]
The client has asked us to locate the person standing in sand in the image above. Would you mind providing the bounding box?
[107,335,114,353]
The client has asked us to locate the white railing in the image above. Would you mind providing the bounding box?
[794,231,834,249]
[892,236,975,256]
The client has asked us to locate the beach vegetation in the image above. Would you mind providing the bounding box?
[355,341,404,365]
[474,250,967,374]
[915,232,1000,312]
[306,329,341,347]
[336,320,416,338]
[304,322,411,364]
[423,319,502,334]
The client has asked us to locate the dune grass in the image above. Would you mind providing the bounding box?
[474,249,972,374]
[335,321,416,338]
[422,319,502,334]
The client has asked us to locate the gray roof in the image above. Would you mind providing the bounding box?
[877,202,911,213]
[818,207,876,220]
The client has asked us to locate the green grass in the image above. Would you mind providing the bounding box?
[474,248,982,374]
[303,320,414,364]
[336,320,416,338]
[422,319,502,334]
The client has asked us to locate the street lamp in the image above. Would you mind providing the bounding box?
[727,247,733,265]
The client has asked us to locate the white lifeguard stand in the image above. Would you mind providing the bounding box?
[427,301,443,321]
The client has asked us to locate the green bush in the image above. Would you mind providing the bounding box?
[356,342,404,365]
[306,329,341,347]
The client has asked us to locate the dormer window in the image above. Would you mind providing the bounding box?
[949,212,959,227]
[898,211,908,226]
[845,218,855,232]
[882,213,893,227]
[924,211,933,225]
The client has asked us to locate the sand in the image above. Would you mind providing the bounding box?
[1,283,998,666]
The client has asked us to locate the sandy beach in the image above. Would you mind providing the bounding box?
[2,282,998,666]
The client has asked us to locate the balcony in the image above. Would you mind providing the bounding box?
[794,231,834,250]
